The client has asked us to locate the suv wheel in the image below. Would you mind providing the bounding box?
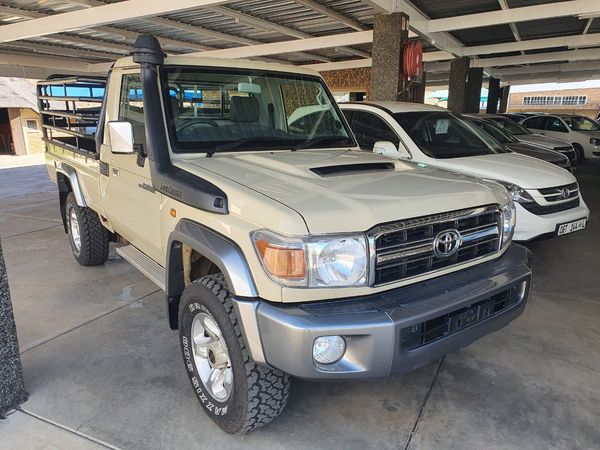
[179,274,290,434]
[65,193,109,266]
[573,143,584,161]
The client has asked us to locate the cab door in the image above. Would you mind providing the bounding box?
[100,71,164,262]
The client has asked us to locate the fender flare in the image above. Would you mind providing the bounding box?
[165,219,258,328]
[56,163,87,207]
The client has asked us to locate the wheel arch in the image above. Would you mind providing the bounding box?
[166,219,258,330]
[56,164,87,233]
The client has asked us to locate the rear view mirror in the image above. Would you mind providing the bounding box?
[238,82,261,94]
[373,141,411,159]
[108,121,134,154]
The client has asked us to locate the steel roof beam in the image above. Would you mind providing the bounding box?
[0,0,228,43]
[429,0,600,33]
[187,30,374,58]
[463,34,600,56]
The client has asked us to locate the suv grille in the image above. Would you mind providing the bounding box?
[369,205,502,286]
[522,183,580,215]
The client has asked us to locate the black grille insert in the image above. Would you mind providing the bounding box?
[370,206,502,286]
[401,285,524,350]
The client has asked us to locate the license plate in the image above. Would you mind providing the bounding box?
[557,218,587,236]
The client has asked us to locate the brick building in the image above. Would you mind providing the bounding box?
[0,77,44,156]
[508,87,600,119]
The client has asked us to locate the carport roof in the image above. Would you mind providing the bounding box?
[0,0,598,85]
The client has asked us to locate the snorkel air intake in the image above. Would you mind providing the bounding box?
[131,34,228,214]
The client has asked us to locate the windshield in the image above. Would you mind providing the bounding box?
[561,116,600,131]
[470,119,518,144]
[485,117,531,135]
[393,111,511,158]
[161,67,354,153]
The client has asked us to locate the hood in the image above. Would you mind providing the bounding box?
[179,150,507,233]
[572,129,600,137]
[505,142,566,164]
[517,133,572,150]
[435,152,576,189]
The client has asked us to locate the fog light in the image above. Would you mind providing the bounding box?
[313,336,345,364]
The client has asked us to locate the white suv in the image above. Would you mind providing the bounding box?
[339,102,590,242]
[520,114,600,160]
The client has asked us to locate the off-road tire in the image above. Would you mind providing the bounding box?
[65,193,109,266]
[179,274,290,434]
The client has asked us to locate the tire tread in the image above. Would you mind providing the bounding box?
[193,274,290,433]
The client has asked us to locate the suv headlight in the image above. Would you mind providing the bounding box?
[590,137,600,145]
[501,198,516,246]
[251,229,368,288]
[490,180,535,204]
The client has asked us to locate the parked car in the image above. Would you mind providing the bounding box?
[463,115,572,172]
[476,114,578,165]
[339,102,589,242]
[520,114,600,160]
[499,113,528,123]
[39,35,534,434]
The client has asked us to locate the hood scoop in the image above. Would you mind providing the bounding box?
[311,162,395,177]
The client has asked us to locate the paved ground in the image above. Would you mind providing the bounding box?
[1,160,599,450]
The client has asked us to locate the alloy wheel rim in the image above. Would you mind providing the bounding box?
[69,209,81,252]
[191,312,233,402]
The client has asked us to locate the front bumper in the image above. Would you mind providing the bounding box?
[513,198,590,242]
[233,244,533,380]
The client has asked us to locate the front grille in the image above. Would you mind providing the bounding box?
[401,284,525,351]
[369,205,502,286]
[522,183,580,215]
[522,197,580,215]
[538,182,578,200]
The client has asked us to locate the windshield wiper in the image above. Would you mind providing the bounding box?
[207,137,267,157]
[292,136,351,151]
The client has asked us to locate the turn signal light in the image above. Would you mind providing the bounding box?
[255,240,305,279]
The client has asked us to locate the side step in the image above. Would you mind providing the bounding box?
[116,244,166,291]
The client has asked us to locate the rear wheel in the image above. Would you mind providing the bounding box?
[65,193,109,266]
[179,274,290,434]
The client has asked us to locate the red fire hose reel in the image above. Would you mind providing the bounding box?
[403,40,423,79]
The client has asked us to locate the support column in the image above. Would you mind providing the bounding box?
[7,108,26,156]
[499,84,511,113]
[447,57,470,113]
[486,77,501,114]
[464,67,484,113]
[0,236,28,417]
[370,12,409,101]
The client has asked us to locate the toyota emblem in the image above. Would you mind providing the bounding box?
[433,229,463,258]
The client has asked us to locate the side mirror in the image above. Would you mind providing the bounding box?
[108,121,134,154]
[373,141,411,159]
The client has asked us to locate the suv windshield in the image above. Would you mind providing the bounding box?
[161,67,354,153]
[393,111,511,158]
[485,117,531,135]
[470,119,518,144]
[561,116,600,131]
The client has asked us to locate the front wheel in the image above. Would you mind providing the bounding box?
[179,274,290,434]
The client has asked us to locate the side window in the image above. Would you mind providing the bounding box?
[546,117,568,133]
[523,116,546,130]
[351,111,398,150]
[118,74,146,145]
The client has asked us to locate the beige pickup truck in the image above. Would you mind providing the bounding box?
[40,35,532,433]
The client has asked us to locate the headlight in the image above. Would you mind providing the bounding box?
[501,198,516,246]
[251,230,368,288]
[494,180,535,204]
[590,137,600,145]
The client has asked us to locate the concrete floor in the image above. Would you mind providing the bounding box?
[1,161,599,450]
